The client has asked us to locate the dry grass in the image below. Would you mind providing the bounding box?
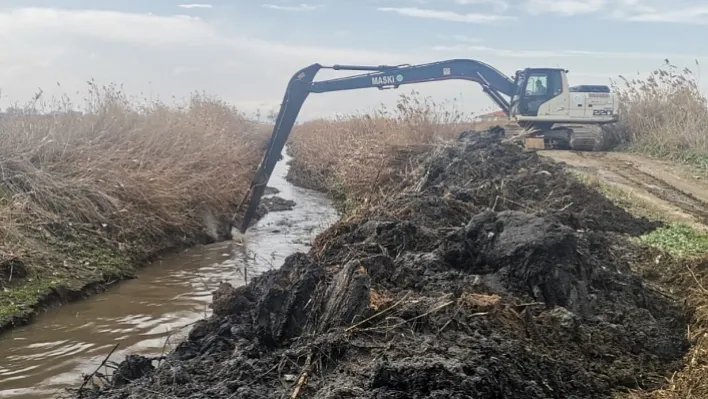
[611,59,708,167]
[286,90,491,212]
[0,82,268,326]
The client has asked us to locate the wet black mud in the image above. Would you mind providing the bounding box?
[262,195,296,213]
[263,186,280,196]
[73,131,686,399]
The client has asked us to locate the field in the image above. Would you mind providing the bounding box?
[0,83,271,331]
[69,63,708,398]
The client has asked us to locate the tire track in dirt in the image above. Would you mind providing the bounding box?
[575,152,708,224]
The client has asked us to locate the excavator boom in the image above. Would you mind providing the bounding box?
[235,59,519,232]
[234,58,618,233]
[312,60,516,107]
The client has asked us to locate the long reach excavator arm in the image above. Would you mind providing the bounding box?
[234,59,519,233]
[234,58,619,232]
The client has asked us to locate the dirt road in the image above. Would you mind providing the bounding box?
[539,150,708,228]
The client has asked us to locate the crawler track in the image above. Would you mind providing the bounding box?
[499,123,617,152]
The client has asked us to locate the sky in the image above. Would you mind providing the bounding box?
[0,0,706,120]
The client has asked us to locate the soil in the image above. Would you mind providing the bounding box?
[264,186,280,195]
[72,131,688,399]
[539,150,708,229]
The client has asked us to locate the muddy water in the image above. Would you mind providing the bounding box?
[0,149,338,399]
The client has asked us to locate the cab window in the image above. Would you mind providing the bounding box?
[548,71,562,95]
[525,74,548,96]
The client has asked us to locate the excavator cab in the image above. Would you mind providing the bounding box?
[509,68,567,118]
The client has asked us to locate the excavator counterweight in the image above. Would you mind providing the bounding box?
[234,59,620,233]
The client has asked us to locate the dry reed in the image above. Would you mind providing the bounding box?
[0,82,268,325]
[611,59,708,166]
[286,90,486,211]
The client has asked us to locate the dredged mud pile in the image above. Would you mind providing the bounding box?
[75,132,687,399]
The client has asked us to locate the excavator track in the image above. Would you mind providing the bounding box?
[568,125,603,151]
[568,124,618,152]
[498,123,617,152]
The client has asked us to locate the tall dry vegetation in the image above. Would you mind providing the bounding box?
[611,59,708,165]
[287,91,479,210]
[0,82,267,317]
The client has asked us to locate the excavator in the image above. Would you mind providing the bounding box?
[235,58,620,233]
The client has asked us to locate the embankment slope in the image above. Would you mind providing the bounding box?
[74,131,689,399]
[0,89,270,332]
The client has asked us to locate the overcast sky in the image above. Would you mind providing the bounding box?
[0,0,706,120]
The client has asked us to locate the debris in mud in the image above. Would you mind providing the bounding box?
[73,131,686,399]
[262,196,296,213]
[111,355,155,387]
[390,130,661,235]
[264,186,280,195]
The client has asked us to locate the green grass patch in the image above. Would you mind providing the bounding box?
[0,229,135,329]
[0,278,60,326]
[638,223,708,259]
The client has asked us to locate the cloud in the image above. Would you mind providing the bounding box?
[614,0,657,13]
[454,0,509,12]
[524,0,607,15]
[0,7,436,119]
[621,5,708,23]
[364,0,429,3]
[377,7,515,23]
[262,4,323,11]
[177,4,213,8]
[433,44,706,61]
[0,8,221,46]
[435,34,484,43]
[524,0,708,23]
[0,5,705,121]
[433,45,568,58]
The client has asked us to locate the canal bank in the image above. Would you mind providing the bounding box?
[0,149,338,398]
